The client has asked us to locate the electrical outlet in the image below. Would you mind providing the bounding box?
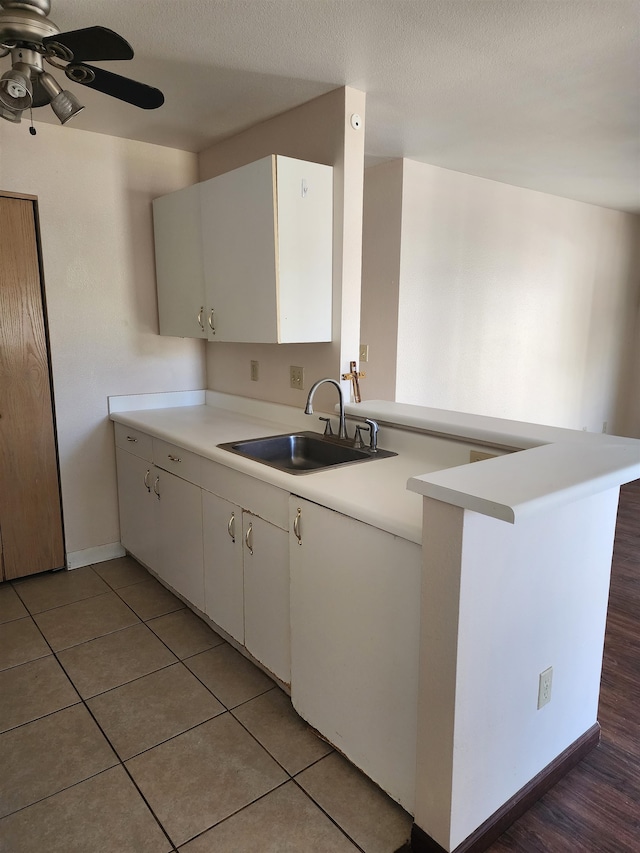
[470,450,497,463]
[290,365,304,390]
[537,666,553,709]
[359,343,369,363]
[250,360,259,381]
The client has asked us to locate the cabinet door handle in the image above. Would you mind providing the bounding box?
[245,522,253,555]
[167,454,181,462]
[294,507,302,546]
[227,512,236,543]
[197,306,204,331]
[144,469,151,492]
[153,476,160,500]
[208,308,216,335]
[126,435,138,442]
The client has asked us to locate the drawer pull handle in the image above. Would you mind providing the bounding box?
[245,522,253,555]
[167,454,181,462]
[197,306,204,331]
[153,476,160,500]
[227,512,236,543]
[294,507,302,546]
[126,436,138,442]
[144,469,151,492]
[208,308,215,335]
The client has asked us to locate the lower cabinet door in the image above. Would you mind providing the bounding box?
[289,496,422,812]
[243,512,290,683]
[202,490,244,643]
[115,448,157,571]
[155,467,205,611]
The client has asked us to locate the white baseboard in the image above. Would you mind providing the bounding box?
[66,542,126,570]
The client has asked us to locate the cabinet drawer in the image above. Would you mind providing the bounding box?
[201,458,289,531]
[114,423,153,461]
[152,438,202,486]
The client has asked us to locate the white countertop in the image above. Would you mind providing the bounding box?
[347,400,640,523]
[109,394,442,544]
[109,392,640,540]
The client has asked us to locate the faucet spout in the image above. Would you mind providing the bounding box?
[304,378,348,440]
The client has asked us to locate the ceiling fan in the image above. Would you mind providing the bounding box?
[0,0,164,127]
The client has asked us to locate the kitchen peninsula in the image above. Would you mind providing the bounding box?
[110,389,640,853]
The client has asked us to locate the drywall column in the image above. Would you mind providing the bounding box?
[199,86,366,411]
[414,489,619,850]
[360,159,403,401]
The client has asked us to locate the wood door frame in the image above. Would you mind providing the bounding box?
[0,190,66,578]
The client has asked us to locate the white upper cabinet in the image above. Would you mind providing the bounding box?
[153,183,206,339]
[153,155,333,344]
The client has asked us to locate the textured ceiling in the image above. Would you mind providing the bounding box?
[6,0,640,212]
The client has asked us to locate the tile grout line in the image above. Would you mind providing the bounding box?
[289,774,369,853]
[0,597,178,851]
[79,691,181,853]
[6,583,306,846]
[4,562,369,852]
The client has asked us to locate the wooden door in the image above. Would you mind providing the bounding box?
[0,195,65,580]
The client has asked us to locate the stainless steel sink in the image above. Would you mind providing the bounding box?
[218,431,396,474]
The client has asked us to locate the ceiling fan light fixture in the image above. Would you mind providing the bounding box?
[0,63,32,110]
[39,69,84,123]
[49,87,83,124]
[0,101,22,122]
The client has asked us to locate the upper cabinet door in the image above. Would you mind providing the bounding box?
[201,156,279,343]
[275,156,333,343]
[153,183,206,339]
[201,155,333,343]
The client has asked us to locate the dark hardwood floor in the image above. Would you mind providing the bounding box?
[485,478,640,852]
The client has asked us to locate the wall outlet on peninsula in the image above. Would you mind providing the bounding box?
[537,666,553,709]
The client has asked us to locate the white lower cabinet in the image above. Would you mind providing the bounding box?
[202,491,244,643]
[289,496,422,812]
[154,467,204,612]
[242,512,290,683]
[116,427,421,807]
[115,445,204,612]
[116,430,291,684]
[202,488,290,683]
[115,447,157,571]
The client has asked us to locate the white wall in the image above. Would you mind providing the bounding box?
[0,121,204,563]
[361,159,640,436]
[199,86,366,413]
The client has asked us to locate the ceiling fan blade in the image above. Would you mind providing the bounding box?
[66,63,164,110]
[43,27,134,62]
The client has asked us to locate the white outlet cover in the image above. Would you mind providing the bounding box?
[537,666,553,709]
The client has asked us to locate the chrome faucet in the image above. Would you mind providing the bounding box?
[304,378,348,440]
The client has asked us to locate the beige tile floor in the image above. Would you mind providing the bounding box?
[0,557,412,853]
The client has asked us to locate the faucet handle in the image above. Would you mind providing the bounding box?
[364,419,379,452]
[318,416,333,436]
[354,424,369,449]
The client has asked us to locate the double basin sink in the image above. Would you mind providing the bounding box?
[218,431,396,475]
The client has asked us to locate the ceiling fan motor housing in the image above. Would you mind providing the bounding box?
[0,4,59,46]
[1,1,51,17]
